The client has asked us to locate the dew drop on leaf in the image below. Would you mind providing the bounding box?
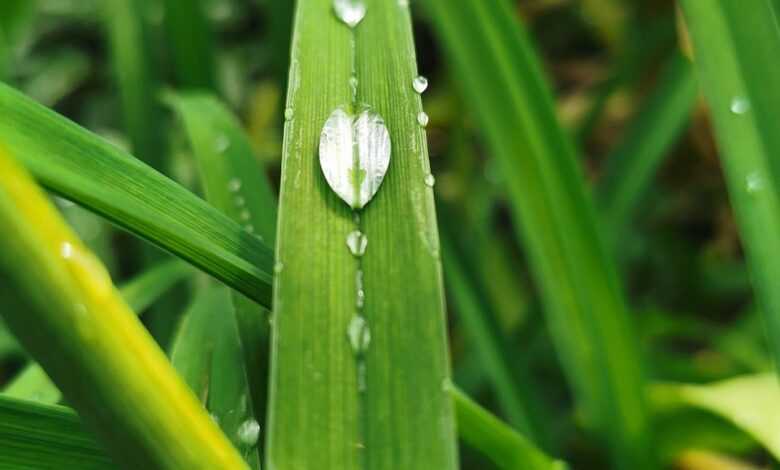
[236,419,261,446]
[347,315,371,355]
[333,0,366,28]
[417,111,429,127]
[412,75,428,94]
[284,107,294,121]
[746,171,764,194]
[214,134,230,153]
[423,173,435,187]
[227,178,242,192]
[346,230,368,256]
[319,106,391,209]
[730,96,750,115]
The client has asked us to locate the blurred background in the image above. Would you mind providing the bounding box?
[0,0,772,468]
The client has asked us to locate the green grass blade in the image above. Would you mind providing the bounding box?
[597,52,697,237]
[103,0,166,169]
[170,285,261,469]
[679,0,780,374]
[450,387,566,470]
[268,1,458,469]
[163,0,217,90]
[0,146,249,469]
[424,0,653,466]
[4,259,193,403]
[0,82,274,307]
[0,395,113,470]
[0,0,35,81]
[165,90,274,433]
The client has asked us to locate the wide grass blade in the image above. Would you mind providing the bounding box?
[268,1,458,469]
[0,146,249,469]
[678,0,780,374]
[597,52,697,238]
[4,259,193,404]
[450,387,566,470]
[166,90,275,432]
[424,0,653,466]
[0,395,113,470]
[0,82,274,307]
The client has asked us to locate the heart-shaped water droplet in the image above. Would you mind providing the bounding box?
[319,107,391,209]
[333,0,366,28]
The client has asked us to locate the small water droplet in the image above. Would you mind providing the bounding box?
[346,230,368,256]
[730,96,750,115]
[356,289,365,309]
[228,178,242,192]
[209,413,220,424]
[240,209,251,221]
[245,224,255,233]
[214,134,230,153]
[60,242,74,259]
[274,261,284,274]
[236,419,261,446]
[347,315,371,355]
[333,0,366,28]
[234,196,245,206]
[284,107,294,121]
[423,173,435,187]
[746,171,764,194]
[417,111,429,127]
[412,76,428,94]
[441,377,453,392]
[319,106,391,209]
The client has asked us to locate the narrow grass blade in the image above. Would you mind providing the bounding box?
[652,374,780,460]
[0,146,249,469]
[0,0,35,81]
[450,387,566,470]
[4,259,193,403]
[0,82,274,307]
[163,0,217,90]
[425,1,653,466]
[0,395,113,470]
[679,0,780,374]
[268,1,458,469]
[597,52,697,237]
[165,90,275,433]
[170,285,261,469]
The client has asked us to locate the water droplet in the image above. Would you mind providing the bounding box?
[214,134,230,153]
[333,0,366,28]
[346,230,368,256]
[356,289,365,309]
[240,209,251,221]
[284,107,294,121]
[412,76,428,94]
[746,171,764,194]
[274,261,284,274]
[228,178,242,192]
[417,111,429,127]
[398,0,409,6]
[349,76,359,100]
[730,96,750,115]
[441,377,453,392]
[423,173,435,187]
[236,419,261,446]
[347,315,371,355]
[319,106,391,209]
[60,242,74,259]
[245,224,255,233]
[234,196,245,206]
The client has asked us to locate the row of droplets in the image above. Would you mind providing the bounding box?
[728,96,767,196]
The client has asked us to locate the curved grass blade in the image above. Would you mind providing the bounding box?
[0,146,249,470]
[450,387,567,470]
[0,395,113,470]
[4,259,193,403]
[268,1,458,468]
[165,90,275,436]
[597,52,697,239]
[424,0,653,467]
[678,0,780,374]
[0,82,274,307]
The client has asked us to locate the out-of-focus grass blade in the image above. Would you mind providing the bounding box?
[0,0,36,81]
[170,285,261,469]
[269,1,458,469]
[597,52,697,238]
[450,387,567,470]
[652,374,780,460]
[163,0,217,90]
[0,395,113,469]
[165,90,275,432]
[425,0,653,466]
[441,232,543,443]
[0,146,248,469]
[679,0,780,373]
[20,48,91,107]
[4,259,193,403]
[0,82,274,307]
[104,0,166,169]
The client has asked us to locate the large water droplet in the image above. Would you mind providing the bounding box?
[346,230,368,256]
[423,173,435,187]
[417,111,429,127]
[412,76,428,94]
[347,315,371,355]
[319,106,391,209]
[730,96,750,115]
[236,419,261,446]
[333,0,366,28]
